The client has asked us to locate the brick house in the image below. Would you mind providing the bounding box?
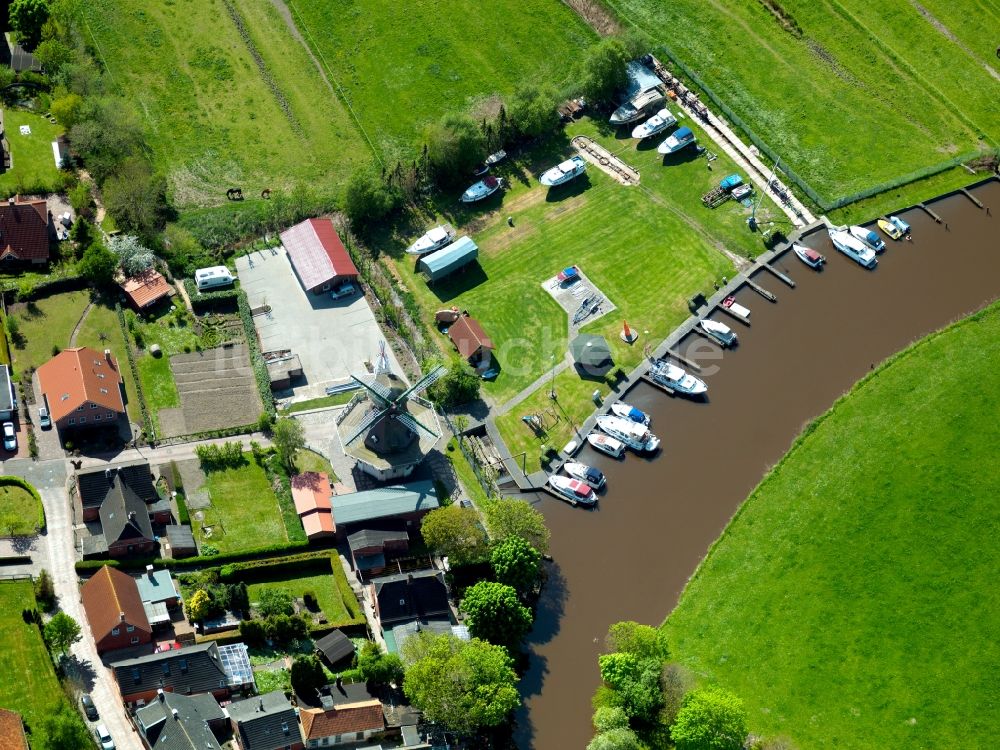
[228,692,303,750]
[80,565,153,654]
[36,346,126,436]
[299,699,384,747]
[111,642,254,706]
[135,691,227,750]
[0,196,51,266]
[77,462,158,523]
[369,570,451,634]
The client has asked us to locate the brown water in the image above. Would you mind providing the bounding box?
[516,181,1000,749]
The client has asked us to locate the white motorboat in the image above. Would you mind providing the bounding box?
[405,225,454,256]
[889,215,911,235]
[849,225,886,253]
[698,319,738,348]
[793,243,825,269]
[460,176,503,203]
[540,156,587,187]
[631,108,676,140]
[485,149,507,166]
[828,228,877,269]
[563,462,606,490]
[596,415,660,453]
[547,475,597,506]
[610,401,650,426]
[609,88,666,126]
[657,126,696,154]
[587,432,625,458]
[649,359,708,396]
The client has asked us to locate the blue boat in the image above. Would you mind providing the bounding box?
[610,401,650,426]
[849,225,886,253]
[890,215,911,234]
[657,126,696,155]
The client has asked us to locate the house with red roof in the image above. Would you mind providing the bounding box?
[36,347,126,436]
[80,565,153,653]
[0,196,51,266]
[280,218,358,294]
[291,471,336,541]
[121,270,173,310]
[299,699,384,747]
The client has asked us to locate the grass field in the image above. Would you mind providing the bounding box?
[605,0,1000,200]
[285,0,596,155]
[0,581,69,732]
[292,448,336,478]
[195,455,288,553]
[0,482,42,536]
[79,0,368,207]
[0,110,65,197]
[9,290,91,373]
[247,566,351,625]
[662,302,1000,748]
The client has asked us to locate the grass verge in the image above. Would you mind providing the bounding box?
[195,455,289,553]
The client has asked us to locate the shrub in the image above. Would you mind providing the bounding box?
[239,618,267,647]
[344,164,402,231]
[291,654,326,697]
[671,686,748,750]
[508,83,562,139]
[424,113,486,187]
[257,588,294,618]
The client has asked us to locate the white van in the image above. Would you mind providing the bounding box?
[194,266,235,292]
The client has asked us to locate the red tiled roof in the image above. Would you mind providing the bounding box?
[301,509,335,538]
[300,700,384,739]
[291,472,331,515]
[448,315,493,360]
[37,347,125,423]
[80,566,151,642]
[0,198,50,262]
[0,708,27,750]
[280,218,358,291]
[121,270,173,308]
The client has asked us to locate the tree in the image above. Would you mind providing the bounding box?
[9,0,49,50]
[272,418,306,471]
[290,654,326,698]
[50,92,85,129]
[43,611,81,655]
[427,356,480,407]
[69,100,145,183]
[33,37,75,76]
[587,728,642,750]
[424,113,486,186]
[186,589,212,621]
[257,588,294,618]
[598,652,664,721]
[606,620,669,662]
[109,234,155,278]
[103,158,170,233]
[490,535,541,595]
[33,568,55,611]
[593,705,630,732]
[344,165,402,230]
[483,499,550,554]
[420,505,489,565]
[579,37,630,107]
[508,83,561,139]
[402,632,519,732]
[671,686,749,750]
[78,241,118,286]
[357,641,404,686]
[460,581,533,652]
[36,704,92,750]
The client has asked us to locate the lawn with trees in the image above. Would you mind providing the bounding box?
[0,478,43,537]
[662,302,1000,747]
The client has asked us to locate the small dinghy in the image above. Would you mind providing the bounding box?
[406,225,454,256]
[699,319,738,348]
[849,225,886,253]
[610,401,650,426]
[563,462,605,490]
[540,156,586,187]
[460,176,503,203]
[889,215,910,235]
[657,126,696,154]
[485,149,507,166]
[793,243,825,269]
[587,432,624,458]
[547,475,597,507]
[631,108,676,140]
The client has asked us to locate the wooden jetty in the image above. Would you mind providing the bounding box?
[961,188,984,208]
[746,278,778,302]
[760,263,796,288]
[717,302,751,326]
[640,374,675,396]
[659,347,703,372]
[917,203,943,223]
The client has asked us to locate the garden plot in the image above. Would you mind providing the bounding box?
[161,345,262,436]
[542,266,617,335]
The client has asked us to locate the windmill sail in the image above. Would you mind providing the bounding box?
[399,365,447,402]
[351,374,394,405]
[394,411,440,440]
[343,406,389,446]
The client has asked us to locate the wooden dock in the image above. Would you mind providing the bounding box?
[660,347,702,372]
[717,303,751,326]
[746,278,778,302]
[640,374,675,396]
[961,189,984,209]
[760,263,796,288]
[918,203,943,223]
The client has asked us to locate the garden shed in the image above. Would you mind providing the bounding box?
[418,237,478,282]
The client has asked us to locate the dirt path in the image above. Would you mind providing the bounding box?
[907,0,1000,82]
[68,302,94,347]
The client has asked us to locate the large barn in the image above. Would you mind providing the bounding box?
[280,217,359,294]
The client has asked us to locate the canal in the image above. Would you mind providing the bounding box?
[516,179,1000,748]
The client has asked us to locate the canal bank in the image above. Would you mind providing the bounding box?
[514,177,1000,748]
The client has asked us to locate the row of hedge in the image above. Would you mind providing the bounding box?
[74,540,312,573]
[0,475,45,533]
[183,278,240,313]
[115,302,156,442]
[237,289,275,418]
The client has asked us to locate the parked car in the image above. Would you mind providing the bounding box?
[329,282,356,300]
[38,405,51,430]
[2,422,15,452]
[81,693,98,720]
[95,724,115,750]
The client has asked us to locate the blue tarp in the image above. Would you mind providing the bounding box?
[674,126,693,141]
[418,236,479,281]
[720,174,744,190]
[625,60,661,100]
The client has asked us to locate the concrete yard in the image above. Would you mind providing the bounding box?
[236,246,402,401]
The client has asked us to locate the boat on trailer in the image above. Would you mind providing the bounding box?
[406,225,454,256]
[610,401,650,426]
[829,228,878,269]
[596,415,661,453]
[540,156,587,187]
[792,243,825,269]
[563,462,606,490]
[610,88,666,126]
[649,359,707,396]
[547,475,597,507]
[460,176,503,203]
[631,108,677,140]
[657,126,696,154]
[587,432,625,458]
[877,218,903,240]
[698,319,738,348]
[849,225,886,253]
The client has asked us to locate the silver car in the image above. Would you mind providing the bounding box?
[95,724,115,750]
[2,422,15,452]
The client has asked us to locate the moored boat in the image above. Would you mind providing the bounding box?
[485,149,507,166]
[609,88,666,126]
[563,462,605,490]
[610,401,650,426]
[596,415,660,453]
[460,176,503,203]
[792,243,825,269]
[828,228,878,269]
[547,475,597,506]
[721,295,751,320]
[587,432,625,458]
[649,359,707,396]
[631,108,676,140]
[849,225,886,253]
[877,218,903,240]
[889,215,911,235]
[698,319,738,348]
[540,156,587,187]
[406,225,454,256]
[657,126,696,155]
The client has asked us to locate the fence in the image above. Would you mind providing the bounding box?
[651,43,997,212]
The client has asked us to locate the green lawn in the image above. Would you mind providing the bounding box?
[0,582,71,731]
[247,566,352,625]
[80,0,368,208]
[0,482,42,536]
[286,0,596,155]
[292,448,337,480]
[0,109,65,197]
[280,390,355,415]
[195,455,288,553]
[606,0,999,200]
[9,290,91,373]
[662,301,1000,748]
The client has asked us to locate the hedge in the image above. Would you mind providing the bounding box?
[74,540,312,574]
[237,289,275,417]
[183,278,239,313]
[0,475,45,533]
[0,555,32,565]
[115,302,156,442]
